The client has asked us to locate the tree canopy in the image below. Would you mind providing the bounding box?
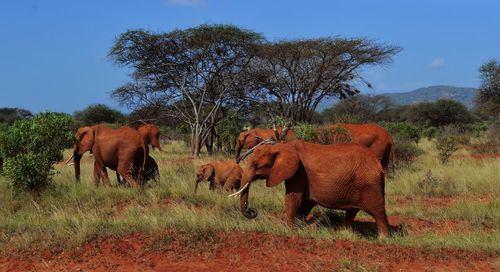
[109,24,263,156]
[475,60,500,118]
[73,104,126,126]
[246,38,400,122]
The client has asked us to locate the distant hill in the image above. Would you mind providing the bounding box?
[380,85,478,109]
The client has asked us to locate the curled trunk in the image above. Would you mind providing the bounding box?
[239,183,257,218]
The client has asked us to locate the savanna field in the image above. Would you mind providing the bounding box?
[0,139,499,271]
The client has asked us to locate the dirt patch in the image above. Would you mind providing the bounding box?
[1,231,497,272]
[390,195,456,208]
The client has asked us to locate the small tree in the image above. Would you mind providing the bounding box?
[435,126,461,164]
[474,60,500,118]
[73,104,126,126]
[0,112,74,191]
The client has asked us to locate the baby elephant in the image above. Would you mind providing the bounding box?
[117,155,160,185]
[195,161,242,193]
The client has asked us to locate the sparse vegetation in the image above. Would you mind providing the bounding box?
[0,139,498,255]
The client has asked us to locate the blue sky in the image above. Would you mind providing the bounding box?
[0,0,498,113]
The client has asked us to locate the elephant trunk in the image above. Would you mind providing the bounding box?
[74,153,82,182]
[238,168,258,219]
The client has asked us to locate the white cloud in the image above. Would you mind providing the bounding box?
[429,57,445,68]
[166,0,206,7]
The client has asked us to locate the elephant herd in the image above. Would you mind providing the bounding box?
[65,123,161,187]
[67,122,395,236]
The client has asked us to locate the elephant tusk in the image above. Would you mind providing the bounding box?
[64,153,75,165]
[67,162,75,166]
[236,138,276,163]
[228,182,249,198]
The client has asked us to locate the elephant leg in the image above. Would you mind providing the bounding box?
[296,200,316,222]
[117,163,139,188]
[284,192,303,226]
[223,177,239,191]
[93,163,101,186]
[100,167,110,186]
[362,189,390,237]
[344,208,360,230]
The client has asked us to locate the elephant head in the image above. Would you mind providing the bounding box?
[231,141,299,219]
[65,126,95,181]
[137,124,162,151]
[194,164,215,193]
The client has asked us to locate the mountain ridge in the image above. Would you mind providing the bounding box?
[379,85,478,108]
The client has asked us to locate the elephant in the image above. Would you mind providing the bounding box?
[231,140,390,237]
[235,127,295,161]
[115,123,162,184]
[318,123,395,171]
[65,124,148,187]
[195,160,242,193]
[137,123,162,151]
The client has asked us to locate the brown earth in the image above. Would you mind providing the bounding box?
[1,231,498,272]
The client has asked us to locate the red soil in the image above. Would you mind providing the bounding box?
[1,231,498,272]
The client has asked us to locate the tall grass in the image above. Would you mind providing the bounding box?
[0,140,499,253]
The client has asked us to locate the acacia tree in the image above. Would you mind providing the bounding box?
[247,38,400,123]
[109,25,262,157]
[475,60,500,118]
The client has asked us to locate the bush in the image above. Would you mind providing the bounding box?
[422,126,437,140]
[0,112,74,191]
[317,126,352,144]
[73,104,126,127]
[435,126,463,164]
[380,122,421,144]
[292,123,319,142]
[392,136,424,169]
[468,121,500,154]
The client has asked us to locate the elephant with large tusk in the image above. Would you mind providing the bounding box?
[234,126,295,162]
[232,140,391,237]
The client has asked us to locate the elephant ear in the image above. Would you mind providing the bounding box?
[202,164,215,180]
[266,145,299,187]
[76,127,94,154]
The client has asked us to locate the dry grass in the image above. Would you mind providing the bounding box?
[0,140,499,253]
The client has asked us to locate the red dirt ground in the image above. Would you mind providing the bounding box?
[1,231,498,272]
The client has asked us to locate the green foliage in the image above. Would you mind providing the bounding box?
[392,136,424,169]
[317,126,352,144]
[320,95,394,123]
[292,123,319,142]
[474,59,500,118]
[0,112,74,191]
[468,120,500,154]
[422,126,437,140]
[215,113,243,151]
[408,99,476,127]
[435,126,462,164]
[73,104,125,127]
[380,122,421,143]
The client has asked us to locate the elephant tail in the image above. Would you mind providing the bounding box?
[390,142,397,171]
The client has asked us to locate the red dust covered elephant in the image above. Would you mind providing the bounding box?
[231,140,390,237]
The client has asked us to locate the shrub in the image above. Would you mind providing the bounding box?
[0,112,74,191]
[435,126,463,164]
[468,121,500,154]
[392,136,424,169]
[380,122,421,144]
[317,126,352,144]
[292,123,319,142]
[422,126,437,140]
